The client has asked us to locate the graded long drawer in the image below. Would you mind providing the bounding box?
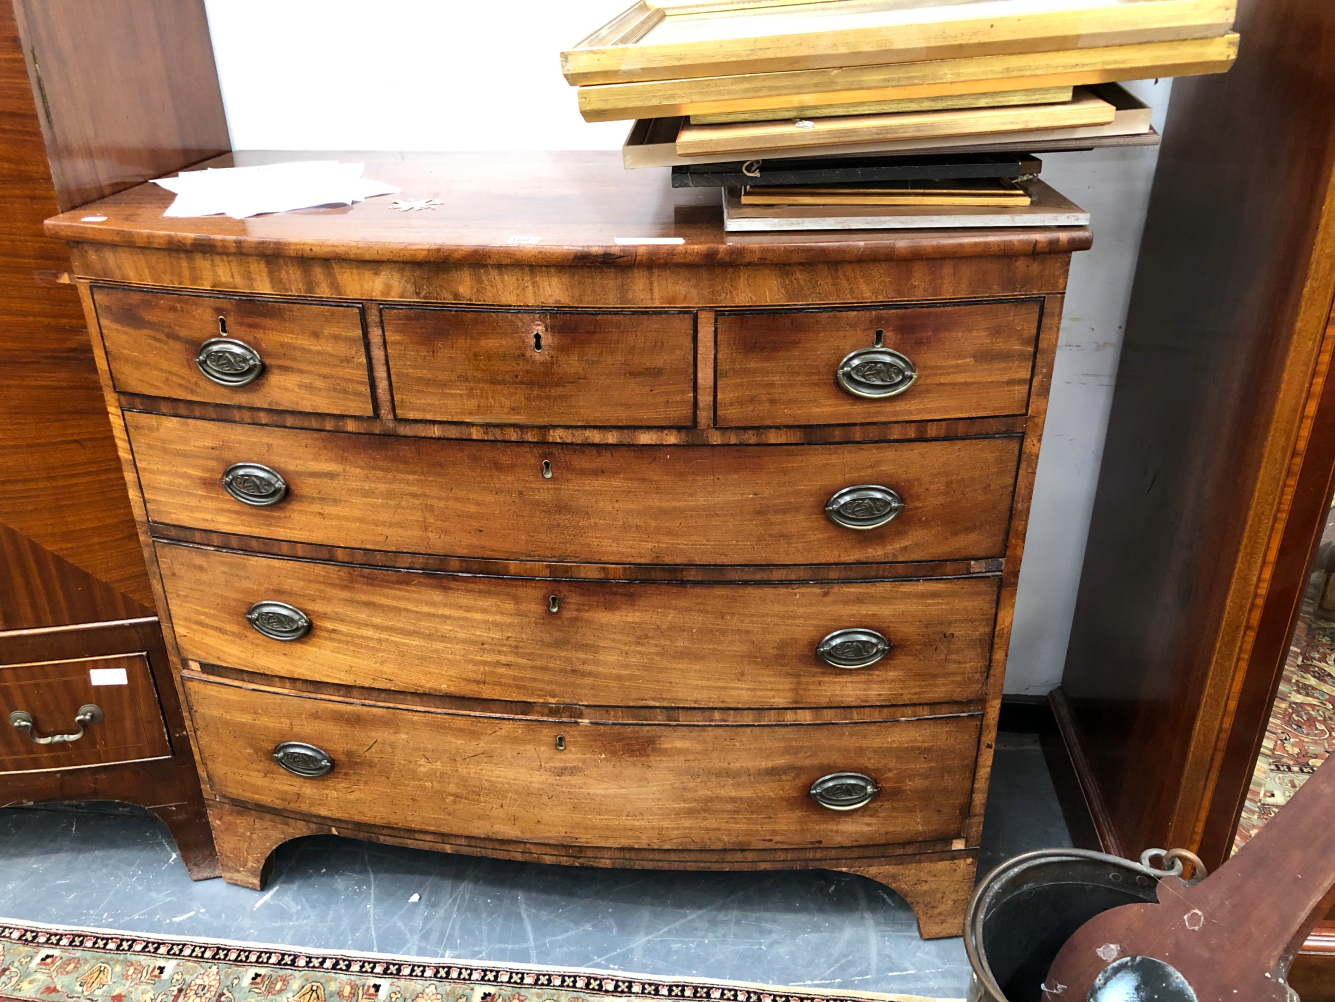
[126,413,1021,565]
[156,542,1000,707]
[184,673,979,850]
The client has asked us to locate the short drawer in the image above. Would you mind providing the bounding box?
[0,653,170,773]
[93,287,374,416]
[184,673,979,850]
[126,413,1021,565]
[156,542,1000,707]
[715,301,1042,427]
[382,307,695,426]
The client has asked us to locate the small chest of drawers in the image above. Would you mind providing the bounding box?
[48,151,1089,940]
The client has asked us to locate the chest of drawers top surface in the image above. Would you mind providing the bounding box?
[46,150,1091,278]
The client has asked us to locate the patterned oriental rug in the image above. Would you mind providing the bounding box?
[1234,580,1335,850]
[0,920,954,1002]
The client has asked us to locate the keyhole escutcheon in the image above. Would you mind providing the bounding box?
[548,595,560,613]
[541,460,552,478]
[218,316,229,335]
[555,735,566,750]
[873,328,884,348]
[533,331,543,351]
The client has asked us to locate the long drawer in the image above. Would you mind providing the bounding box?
[156,542,1000,707]
[126,413,1021,564]
[184,673,979,850]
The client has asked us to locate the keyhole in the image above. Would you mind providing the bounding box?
[873,329,884,348]
[555,735,566,751]
[533,332,543,352]
[548,595,559,613]
[218,316,228,335]
[541,460,552,478]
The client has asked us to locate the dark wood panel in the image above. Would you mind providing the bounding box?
[12,0,227,211]
[125,412,1022,565]
[0,651,169,771]
[1062,0,1335,857]
[0,2,151,610]
[383,307,695,426]
[183,672,980,851]
[0,522,145,631]
[715,300,1041,427]
[155,541,1000,708]
[94,286,374,416]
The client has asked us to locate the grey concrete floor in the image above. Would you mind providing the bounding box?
[0,731,1070,999]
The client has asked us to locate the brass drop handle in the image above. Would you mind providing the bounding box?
[246,601,311,641]
[816,628,890,668]
[8,704,104,745]
[836,347,917,399]
[272,741,334,778]
[809,772,880,811]
[196,337,264,387]
[825,485,903,529]
[222,462,287,506]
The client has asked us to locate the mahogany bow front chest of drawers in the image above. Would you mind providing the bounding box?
[46,151,1089,939]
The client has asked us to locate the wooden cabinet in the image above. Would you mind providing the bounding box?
[0,0,227,878]
[47,150,1088,939]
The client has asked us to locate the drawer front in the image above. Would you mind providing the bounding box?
[127,413,1021,564]
[715,301,1041,427]
[0,654,171,773]
[184,674,979,850]
[383,308,695,426]
[94,287,373,416]
[157,542,1000,707]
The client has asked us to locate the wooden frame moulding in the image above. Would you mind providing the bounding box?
[561,0,1237,84]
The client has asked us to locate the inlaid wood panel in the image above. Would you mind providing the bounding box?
[715,300,1042,427]
[155,542,1001,707]
[0,652,170,772]
[383,307,695,426]
[94,287,373,416]
[126,412,1022,565]
[184,672,980,850]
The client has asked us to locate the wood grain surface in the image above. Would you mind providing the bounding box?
[125,412,1022,565]
[46,152,1092,270]
[155,541,1000,708]
[0,651,169,772]
[715,299,1041,426]
[94,286,374,416]
[1061,0,1335,869]
[383,307,695,426]
[11,0,226,211]
[183,672,980,851]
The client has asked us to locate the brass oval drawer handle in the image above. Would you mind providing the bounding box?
[196,337,264,387]
[8,704,104,745]
[816,628,890,668]
[246,601,311,641]
[222,462,287,506]
[810,772,880,811]
[836,347,917,399]
[272,741,333,778]
[825,485,903,529]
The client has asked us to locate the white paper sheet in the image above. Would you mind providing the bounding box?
[153,161,402,219]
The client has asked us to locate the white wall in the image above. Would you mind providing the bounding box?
[203,0,1171,695]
